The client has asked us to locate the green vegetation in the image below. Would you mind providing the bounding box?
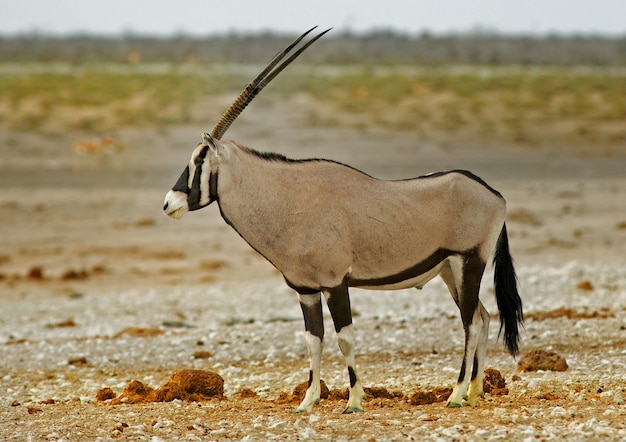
[0,63,624,150]
[0,65,244,131]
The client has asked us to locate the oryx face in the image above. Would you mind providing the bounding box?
[163,137,217,220]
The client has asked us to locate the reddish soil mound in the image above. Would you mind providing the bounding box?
[518,349,568,372]
[104,370,224,404]
[364,386,404,399]
[277,379,330,404]
[483,368,508,395]
[408,387,453,405]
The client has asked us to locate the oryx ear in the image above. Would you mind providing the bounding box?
[201,132,216,148]
[201,132,228,159]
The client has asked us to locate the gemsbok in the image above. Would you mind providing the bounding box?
[163,27,523,414]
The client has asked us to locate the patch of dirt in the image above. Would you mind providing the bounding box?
[106,370,224,404]
[518,349,569,372]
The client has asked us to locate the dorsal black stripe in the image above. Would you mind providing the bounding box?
[421,170,503,198]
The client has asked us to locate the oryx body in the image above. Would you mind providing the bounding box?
[163,28,523,414]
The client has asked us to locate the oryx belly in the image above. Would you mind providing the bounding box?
[354,261,446,290]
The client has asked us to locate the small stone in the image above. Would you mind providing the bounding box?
[476,429,491,437]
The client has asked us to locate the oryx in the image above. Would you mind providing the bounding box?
[163,27,523,414]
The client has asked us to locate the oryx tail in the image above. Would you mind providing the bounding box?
[493,223,524,357]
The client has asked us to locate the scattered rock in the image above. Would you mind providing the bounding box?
[39,399,55,405]
[483,368,508,395]
[577,280,594,291]
[538,392,559,400]
[46,319,76,328]
[60,269,88,281]
[526,307,614,320]
[27,266,44,281]
[68,356,89,367]
[238,388,257,398]
[518,349,568,372]
[193,350,212,359]
[96,387,116,402]
[113,327,163,338]
[27,407,43,414]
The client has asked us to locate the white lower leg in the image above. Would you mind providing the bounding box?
[337,325,365,413]
[447,316,480,407]
[296,331,323,413]
[467,305,489,405]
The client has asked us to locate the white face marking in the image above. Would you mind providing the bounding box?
[199,157,211,207]
[163,190,188,219]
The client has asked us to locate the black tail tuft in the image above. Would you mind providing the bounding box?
[493,223,524,357]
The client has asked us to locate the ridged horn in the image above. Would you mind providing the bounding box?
[210,26,332,140]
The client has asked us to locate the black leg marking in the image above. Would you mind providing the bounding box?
[457,359,467,383]
[325,283,352,333]
[307,370,313,388]
[470,356,479,381]
[348,367,357,388]
[300,297,324,339]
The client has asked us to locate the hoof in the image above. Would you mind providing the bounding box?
[445,401,462,408]
[342,406,365,414]
[294,408,308,414]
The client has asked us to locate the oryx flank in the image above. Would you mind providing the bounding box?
[163,27,523,414]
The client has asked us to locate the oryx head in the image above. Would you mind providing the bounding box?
[163,133,222,219]
[163,26,330,220]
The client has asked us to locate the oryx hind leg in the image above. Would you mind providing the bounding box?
[440,252,487,408]
[466,302,490,406]
[295,292,324,413]
[324,284,366,414]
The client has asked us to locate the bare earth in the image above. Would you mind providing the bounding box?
[1,97,625,440]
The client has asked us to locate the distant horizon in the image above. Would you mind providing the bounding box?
[1,27,625,39]
[1,0,625,38]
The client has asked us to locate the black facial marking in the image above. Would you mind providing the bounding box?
[187,160,204,210]
[172,166,190,193]
[348,367,357,388]
[195,145,210,165]
[209,171,219,203]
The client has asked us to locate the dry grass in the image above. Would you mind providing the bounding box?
[1,63,625,152]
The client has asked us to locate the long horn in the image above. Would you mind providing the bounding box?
[210,26,332,140]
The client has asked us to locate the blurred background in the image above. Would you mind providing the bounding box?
[1,0,625,151]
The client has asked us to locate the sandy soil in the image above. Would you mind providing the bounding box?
[1,97,625,440]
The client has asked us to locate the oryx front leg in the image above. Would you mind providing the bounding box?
[325,285,366,414]
[296,292,324,413]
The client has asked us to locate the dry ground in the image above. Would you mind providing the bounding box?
[1,94,625,440]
